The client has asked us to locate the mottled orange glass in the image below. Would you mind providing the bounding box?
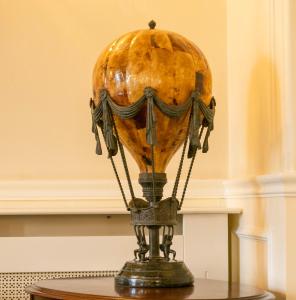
[92,29,212,173]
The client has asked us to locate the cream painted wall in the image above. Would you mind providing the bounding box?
[288,0,296,172]
[227,0,295,298]
[227,0,282,178]
[226,0,273,290]
[226,0,274,289]
[287,1,296,298]
[0,0,228,181]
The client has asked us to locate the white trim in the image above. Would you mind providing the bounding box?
[0,173,295,214]
[224,173,296,199]
[0,179,225,201]
[235,227,268,242]
[181,206,240,214]
[0,199,240,215]
[0,179,232,215]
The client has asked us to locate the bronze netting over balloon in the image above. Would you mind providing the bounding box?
[90,83,215,211]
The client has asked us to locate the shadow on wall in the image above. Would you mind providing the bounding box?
[245,57,282,290]
[229,57,283,293]
[230,204,268,290]
[229,213,240,284]
[246,57,282,176]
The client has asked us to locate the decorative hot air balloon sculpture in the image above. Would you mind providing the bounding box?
[90,21,216,287]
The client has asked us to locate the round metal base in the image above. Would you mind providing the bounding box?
[115,258,194,287]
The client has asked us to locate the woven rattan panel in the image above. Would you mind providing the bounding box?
[0,271,117,300]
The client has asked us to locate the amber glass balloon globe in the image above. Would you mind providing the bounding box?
[92,24,212,173]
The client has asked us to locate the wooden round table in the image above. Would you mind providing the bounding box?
[26,277,274,300]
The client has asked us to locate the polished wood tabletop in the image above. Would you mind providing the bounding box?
[26,277,274,300]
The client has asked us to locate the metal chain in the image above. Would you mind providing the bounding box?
[151,144,157,205]
[178,147,197,210]
[178,125,205,210]
[111,114,136,201]
[110,156,129,210]
[172,114,191,199]
[99,128,129,211]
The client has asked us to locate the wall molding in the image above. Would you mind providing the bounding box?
[0,179,225,201]
[235,226,268,242]
[224,172,296,199]
[0,173,295,215]
[0,179,229,215]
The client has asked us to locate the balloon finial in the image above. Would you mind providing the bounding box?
[148,20,156,29]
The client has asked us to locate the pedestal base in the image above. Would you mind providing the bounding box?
[115,259,194,287]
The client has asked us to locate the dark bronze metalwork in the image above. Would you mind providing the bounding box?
[115,172,194,287]
[90,75,215,287]
[160,226,176,260]
[134,226,149,261]
[115,260,194,287]
[148,20,156,29]
[91,86,215,158]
